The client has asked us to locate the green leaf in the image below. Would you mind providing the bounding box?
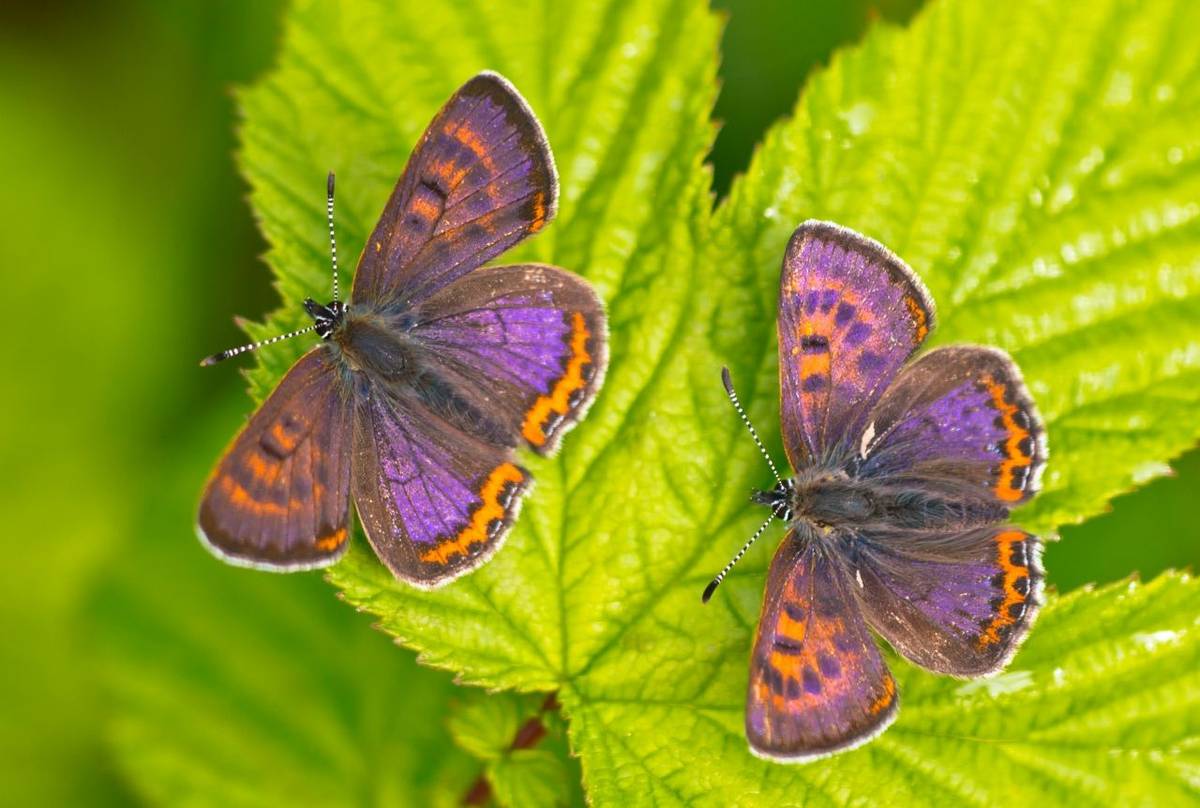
[448,692,585,807]
[94,396,476,808]
[223,0,1200,804]
[569,0,1200,801]
[574,573,1200,805]
[446,691,531,761]
[488,749,570,808]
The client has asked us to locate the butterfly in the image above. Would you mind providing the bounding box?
[197,72,607,588]
[704,221,1047,762]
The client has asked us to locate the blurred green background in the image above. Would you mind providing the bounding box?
[2,1,1196,804]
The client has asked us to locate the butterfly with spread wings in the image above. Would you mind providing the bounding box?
[198,72,607,587]
[705,221,1047,761]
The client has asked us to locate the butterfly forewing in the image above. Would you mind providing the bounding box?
[412,263,608,455]
[198,350,353,570]
[747,534,898,762]
[350,390,530,588]
[778,221,935,468]
[351,72,557,307]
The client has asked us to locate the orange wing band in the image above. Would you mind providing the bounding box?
[217,475,287,518]
[984,377,1035,502]
[978,530,1033,648]
[529,191,547,233]
[868,674,897,715]
[314,526,348,552]
[521,312,592,447]
[904,294,930,342]
[419,463,525,564]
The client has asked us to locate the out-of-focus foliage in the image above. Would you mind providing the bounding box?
[0,3,283,803]
[447,692,584,807]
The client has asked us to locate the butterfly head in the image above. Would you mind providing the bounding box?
[750,479,794,522]
[304,298,348,340]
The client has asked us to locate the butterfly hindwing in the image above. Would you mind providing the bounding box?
[859,345,1048,508]
[198,349,353,570]
[747,532,898,762]
[853,526,1044,676]
[352,72,557,307]
[778,221,935,468]
[411,263,607,455]
[350,390,530,587]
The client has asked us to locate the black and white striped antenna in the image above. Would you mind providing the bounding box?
[701,367,788,603]
[702,511,777,603]
[199,173,342,367]
[326,171,340,304]
[199,323,319,367]
[721,367,784,487]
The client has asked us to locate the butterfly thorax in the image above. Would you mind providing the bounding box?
[324,303,515,447]
[328,306,418,381]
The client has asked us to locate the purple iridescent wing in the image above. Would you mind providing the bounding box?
[859,345,1048,508]
[778,221,935,468]
[351,72,556,307]
[198,349,353,569]
[410,264,607,455]
[853,526,1044,676]
[351,390,529,587]
[747,533,898,762]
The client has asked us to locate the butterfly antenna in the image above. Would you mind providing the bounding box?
[199,323,318,367]
[200,175,343,368]
[326,171,340,304]
[721,367,784,486]
[702,510,777,603]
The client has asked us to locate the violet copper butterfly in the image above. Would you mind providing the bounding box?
[198,72,607,588]
[705,221,1047,761]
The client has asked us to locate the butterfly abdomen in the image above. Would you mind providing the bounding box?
[869,487,1002,532]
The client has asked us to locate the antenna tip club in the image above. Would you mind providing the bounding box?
[701,579,720,604]
[721,366,734,395]
[199,352,225,367]
[327,171,335,195]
